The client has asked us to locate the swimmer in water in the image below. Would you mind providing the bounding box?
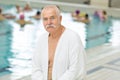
[16,14,32,30]
[30,10,41,20]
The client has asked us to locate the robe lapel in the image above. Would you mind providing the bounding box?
[52,29,66,80]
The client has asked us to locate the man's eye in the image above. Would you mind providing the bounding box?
[43,18,47,21]
[50,17,55,20]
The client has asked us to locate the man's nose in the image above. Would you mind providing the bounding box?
[47,19,52,24]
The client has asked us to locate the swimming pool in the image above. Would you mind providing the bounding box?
[0,3,120,79]
[0,20,13,76]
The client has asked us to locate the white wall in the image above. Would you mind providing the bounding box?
[111,0,120,8]
[48,0,88,4]
[90,0,109,7]
[0,0,120,17]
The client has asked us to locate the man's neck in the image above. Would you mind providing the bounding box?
[49,26,65,39]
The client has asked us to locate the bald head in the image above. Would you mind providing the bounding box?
[41,5,61,18]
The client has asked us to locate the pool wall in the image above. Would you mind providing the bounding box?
[0,0,120,18]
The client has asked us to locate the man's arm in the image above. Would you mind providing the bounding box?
[32,53,44,80]
[31,43,44,80]
[58,37,86,80]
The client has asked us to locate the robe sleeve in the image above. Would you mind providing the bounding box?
[31,42,44,80]
[58,36,86,80]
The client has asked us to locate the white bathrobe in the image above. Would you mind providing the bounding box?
[32,28,86,80]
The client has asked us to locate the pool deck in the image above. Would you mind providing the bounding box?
[0,43,120,80]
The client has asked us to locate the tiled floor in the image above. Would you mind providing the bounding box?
[86,43,120,80]
[0,43,120,80]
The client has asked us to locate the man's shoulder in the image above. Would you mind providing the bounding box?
[66,28,80,39]
[37,32,48,40]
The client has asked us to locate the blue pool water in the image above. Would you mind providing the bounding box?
[0,21,13,76]
[85,16,112,48]
[0,4,120,79]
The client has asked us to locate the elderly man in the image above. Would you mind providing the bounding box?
[32,5,86,80]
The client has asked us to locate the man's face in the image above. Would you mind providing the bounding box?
[42,8,62,33]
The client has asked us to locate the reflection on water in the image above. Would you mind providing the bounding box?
[109,17,120,46]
